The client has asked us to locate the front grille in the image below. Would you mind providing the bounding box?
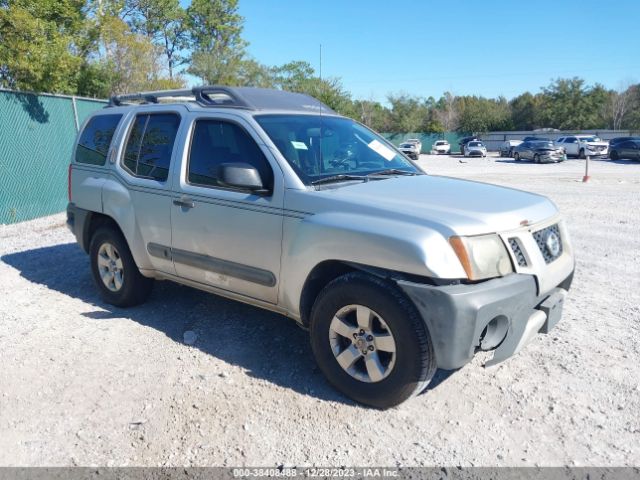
[533,224,563,264]
[508,238,528,267]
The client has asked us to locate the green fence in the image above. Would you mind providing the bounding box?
[382,132,468,154]
[0,89,106,224]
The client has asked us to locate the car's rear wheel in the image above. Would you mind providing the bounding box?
[310,272,436,409]
[90,226,154,307]
[579,148,586,159]
[610,150,619,160]
[514,152,520,161]
[534,154,540,163]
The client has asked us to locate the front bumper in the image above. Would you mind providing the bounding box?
[397,271,573,370]
[466,150,485,157]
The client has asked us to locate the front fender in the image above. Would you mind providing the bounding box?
[278,212,466,317]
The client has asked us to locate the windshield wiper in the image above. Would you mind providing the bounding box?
[310,174,367,186]
[367,169,419,177]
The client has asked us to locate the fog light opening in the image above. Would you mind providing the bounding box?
[479,315,509,351]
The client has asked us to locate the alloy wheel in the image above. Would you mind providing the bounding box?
[328,304,397,383]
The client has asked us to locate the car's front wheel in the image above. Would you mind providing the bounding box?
[310,272,437,409]
[610,150,619,160]
[90,226,154,307]
[514,152,520,161]
[534,154,540,163]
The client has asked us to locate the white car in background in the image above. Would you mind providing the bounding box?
[432,140,451,154]
[405,138,422,154]
[464,141,487,157]
[555,135,609,158]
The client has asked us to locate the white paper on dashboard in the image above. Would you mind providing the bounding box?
[291,141,308,150]
[367,139,396,161]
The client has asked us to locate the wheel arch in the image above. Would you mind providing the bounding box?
[298,260,438,327]
[81,212,125,253]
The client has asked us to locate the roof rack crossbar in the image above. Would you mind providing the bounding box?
[108,86,255,109]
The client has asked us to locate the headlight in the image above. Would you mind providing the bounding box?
[449,234,513,280]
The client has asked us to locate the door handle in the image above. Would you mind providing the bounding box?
[173,196,195,209]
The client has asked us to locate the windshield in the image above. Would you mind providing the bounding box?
[580,136,601,142]
[435,141,446,145]
[468,142,483,147]
[254,114,420,184]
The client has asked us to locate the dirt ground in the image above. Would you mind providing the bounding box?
[1,154,639,467]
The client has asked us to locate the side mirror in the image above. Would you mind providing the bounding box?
[218,163,268,194]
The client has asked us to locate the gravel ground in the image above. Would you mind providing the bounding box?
[1,154,639,467]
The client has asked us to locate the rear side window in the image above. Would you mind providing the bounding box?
[122,113,180,181]
[76,114,122,165]
[187,119,273,190]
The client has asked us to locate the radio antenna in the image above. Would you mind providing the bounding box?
[319,43,323,172]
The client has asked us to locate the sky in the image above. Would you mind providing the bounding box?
[233,0,640,102]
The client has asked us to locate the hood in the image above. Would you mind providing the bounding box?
[580,140,608,147]
[302,175,558,236]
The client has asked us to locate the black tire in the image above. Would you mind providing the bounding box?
[579,148,585,159]
[610,150,619,160]
[514,152,520,162]
[534,154,540,164]
[310,272,437,409]
[89,226,154,307]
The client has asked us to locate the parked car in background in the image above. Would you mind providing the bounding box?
[523,136,551,142]
[513,141,565,163]
[608,139,640,160]
[459,136,479,155]
[432,140,451,154]
[399,142,420,160]
[405,138,422,154]
[500,140,523,157]
[464,141,487,157]
[555,135,608,158]
[608,136,640,150]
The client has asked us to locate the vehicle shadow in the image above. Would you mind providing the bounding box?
[2,243,456,407]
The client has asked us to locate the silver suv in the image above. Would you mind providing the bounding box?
[67,87,575,408]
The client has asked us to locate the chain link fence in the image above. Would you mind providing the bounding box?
[0,89,106,224]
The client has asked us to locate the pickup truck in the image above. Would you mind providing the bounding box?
[67,86,575,408]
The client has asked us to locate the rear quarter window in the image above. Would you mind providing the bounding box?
[76,114,123,165]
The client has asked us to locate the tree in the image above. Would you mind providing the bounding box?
[0,0,86,93]
[271,61,355,116]
[186,0,246,85]
[605,82,634,130]
[537,77,608,130]
[510,92,542,130]
[455,95,511,133]
[434,92,458,131]
[125,0,188,79]
[386,94,428,133]
[97,15,183,94]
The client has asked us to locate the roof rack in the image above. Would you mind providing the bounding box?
[108,86,252,108]
[107,85,336,114]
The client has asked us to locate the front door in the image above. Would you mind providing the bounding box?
[169,115,284,304]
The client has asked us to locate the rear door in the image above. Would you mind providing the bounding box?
[169,113,284,304]
[108,108,184,276]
